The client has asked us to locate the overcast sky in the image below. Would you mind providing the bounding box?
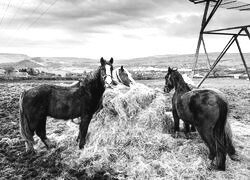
[0,0,249,59]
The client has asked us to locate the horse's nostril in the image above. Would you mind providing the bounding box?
[105,84,113,89]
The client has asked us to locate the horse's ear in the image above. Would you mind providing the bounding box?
[110,57,113,64]
[100,57,105,66]
[168,67,172,72]
[121,66,124,72]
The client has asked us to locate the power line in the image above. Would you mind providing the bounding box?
[4,0,45,47]
[7,0,26,28]
[4,0,59,48]
[1,1,6,10]
[0,0,12,28]
[18,0,45,30]
[26,0,59,29]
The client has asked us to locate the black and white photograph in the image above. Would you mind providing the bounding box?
[0,0,249,179]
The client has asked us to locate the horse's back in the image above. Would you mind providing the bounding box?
[22,84,82,120]
[176,88,228,125]
[23,84,52,107]
[48,85,83,119]
[192,88,228,103]
[58,81,81,88]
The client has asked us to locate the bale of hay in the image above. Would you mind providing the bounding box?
[58,83,176,178]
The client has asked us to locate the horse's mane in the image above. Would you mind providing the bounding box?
[80,66,101,89]
[113,67,135,84]
[172,70,191,91]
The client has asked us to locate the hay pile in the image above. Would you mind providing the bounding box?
[34,83,248,179]
[58,83,176,178]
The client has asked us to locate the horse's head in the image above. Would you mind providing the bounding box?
[164,67,177,93]
[118,66,135,87]
[100,57,114,88]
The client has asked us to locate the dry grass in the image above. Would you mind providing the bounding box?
[30,83,250,180]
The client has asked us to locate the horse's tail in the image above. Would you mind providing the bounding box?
[224,121,239,161]
[213,97,228,170]
[19,90,34,143]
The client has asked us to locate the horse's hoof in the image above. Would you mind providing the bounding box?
[79,141,85,149]
[191,126,196,132]
[208,153,215,160]
[79,144,84,149]
[171,132,179,138]
[76,137,79,142]
[44,139,56,149]
[208,161,216,171]
[184,133,191,139]
[23,148,36,156]
[217,165,226,171]
[174,132,180,138]
[229,154,240,161]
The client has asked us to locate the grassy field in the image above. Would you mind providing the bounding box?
[0,78,249,179]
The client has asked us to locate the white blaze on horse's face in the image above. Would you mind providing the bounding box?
[105,64,112,86]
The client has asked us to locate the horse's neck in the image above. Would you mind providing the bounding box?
[84,69,104,99]
[174,76,191,94]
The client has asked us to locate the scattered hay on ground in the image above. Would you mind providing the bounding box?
[1,82,249,180]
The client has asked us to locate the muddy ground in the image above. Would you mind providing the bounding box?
[0,79,249,179]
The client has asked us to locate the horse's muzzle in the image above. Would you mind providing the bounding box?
[105,83,113,89]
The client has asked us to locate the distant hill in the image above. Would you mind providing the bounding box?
[15,60,44,68]
[116,53,250,70]
[0,53,249,75]
[0,59,43,69]
[0,53,30,63]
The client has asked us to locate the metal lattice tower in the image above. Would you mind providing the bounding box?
[189,0,250,87]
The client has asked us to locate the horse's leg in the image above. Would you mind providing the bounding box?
[79,114,92,149]
[25,140,35,154]
[191,124,196,132]
[227,137,240,161]
[224,121,240,161]
[36,117,56,149]
[196,125,216,162]
[184,122,190,133]
[172,108,180,138]
[184,122,191,138]
[76,131,80,142]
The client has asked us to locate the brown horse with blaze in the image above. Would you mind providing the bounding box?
[19,57,114,153]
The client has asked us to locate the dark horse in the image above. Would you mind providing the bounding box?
[19,57,114,152]
[164,67,239,171]
[70,65,136,125]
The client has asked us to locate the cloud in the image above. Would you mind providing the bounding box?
[7,0,199,33]
[1,0,249,58]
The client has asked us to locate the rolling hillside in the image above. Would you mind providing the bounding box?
[0,53,249,75]
[0,53,29,63]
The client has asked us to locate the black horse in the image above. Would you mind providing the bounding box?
[19,57,114,152]
[164,67,239,171]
